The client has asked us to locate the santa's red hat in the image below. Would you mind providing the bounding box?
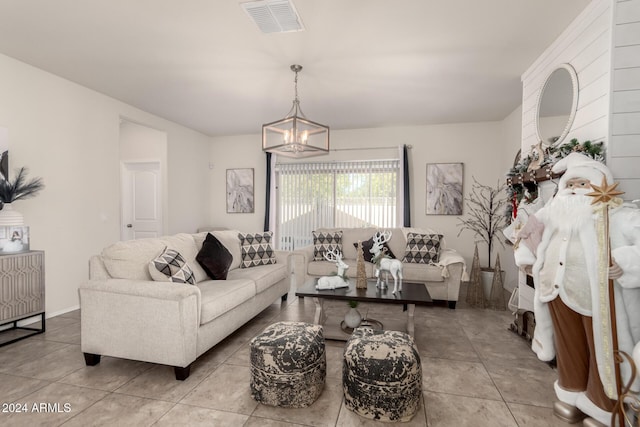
[552,152,613,190]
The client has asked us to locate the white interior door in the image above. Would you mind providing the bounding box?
[121,161,162,240]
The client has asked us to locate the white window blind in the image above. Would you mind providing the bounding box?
[275,159,399,250]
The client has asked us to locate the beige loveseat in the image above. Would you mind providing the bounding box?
[79,230,291,380]
[296,227,466,308]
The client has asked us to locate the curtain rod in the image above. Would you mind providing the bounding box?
[330,144,412,152]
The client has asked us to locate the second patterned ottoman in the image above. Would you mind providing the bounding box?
[343,328,422,422]
[250,321,326,407]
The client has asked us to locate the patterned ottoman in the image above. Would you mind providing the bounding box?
[343,328,422,422]
[250,321,326,407]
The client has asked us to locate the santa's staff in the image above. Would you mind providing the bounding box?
[587,176,626,427]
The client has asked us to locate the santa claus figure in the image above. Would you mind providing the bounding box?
[514,152,640,426]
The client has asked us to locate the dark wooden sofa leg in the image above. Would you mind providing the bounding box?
[448,301,457,309]
[84,353,101,366]
[281,293,288,302]
[174,364,191,381]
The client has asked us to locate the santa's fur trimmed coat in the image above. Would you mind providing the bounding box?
[514,203,640,398]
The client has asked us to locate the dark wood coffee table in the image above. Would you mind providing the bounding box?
[295,278,432,340]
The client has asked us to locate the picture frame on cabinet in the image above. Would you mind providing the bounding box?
[0,226,30,253]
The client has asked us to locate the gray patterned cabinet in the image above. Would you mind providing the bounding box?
[0,250,45,346]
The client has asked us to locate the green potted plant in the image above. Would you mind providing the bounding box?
[457,176,508,297]
[0,167,44,225]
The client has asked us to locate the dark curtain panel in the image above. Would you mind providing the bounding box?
[264,152,272,232]
[403,144,411,227]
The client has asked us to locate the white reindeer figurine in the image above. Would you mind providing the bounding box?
[316,248,350,290]
[370,231,403,294]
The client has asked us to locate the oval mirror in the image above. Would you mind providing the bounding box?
[535,64,578,146]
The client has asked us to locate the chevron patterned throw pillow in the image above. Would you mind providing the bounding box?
[149,247,196,284]
[401,233,443,264]
[238,231,277,268]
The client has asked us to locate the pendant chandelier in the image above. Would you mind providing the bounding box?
[262,64,330,158]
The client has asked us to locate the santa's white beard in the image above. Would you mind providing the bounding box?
[544,188,595,233]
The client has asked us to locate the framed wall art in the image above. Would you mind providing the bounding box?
[426,163,463,215]
[226,168,254,213]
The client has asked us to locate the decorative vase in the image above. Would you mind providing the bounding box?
[344,307,362,329]
[480,268,505,300]
[0,203,24,226]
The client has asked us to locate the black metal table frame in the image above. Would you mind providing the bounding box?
[0,312,46,347]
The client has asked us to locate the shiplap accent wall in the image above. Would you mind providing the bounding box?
[521,0,612,157]
[517,0,612,311]
[609,0,640,201]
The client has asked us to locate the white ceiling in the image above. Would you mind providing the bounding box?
[0,0,591,137]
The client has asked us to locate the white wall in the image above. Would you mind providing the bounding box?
[500,105,524,291]
[609,0,640,200]
[521,0,612,155]
[209,118,520,290]
[0,53,210,316]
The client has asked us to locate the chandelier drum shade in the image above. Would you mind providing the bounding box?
[262,64,330,158]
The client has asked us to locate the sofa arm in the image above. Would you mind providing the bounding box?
[442,262,464,302]
[79,279,201,368]
[274,250,291,268]
[291,245,315,287]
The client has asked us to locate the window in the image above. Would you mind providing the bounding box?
[275,159,400,250]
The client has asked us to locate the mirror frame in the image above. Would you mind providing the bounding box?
[534,63,579,147]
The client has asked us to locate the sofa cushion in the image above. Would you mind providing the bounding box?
[162,233,208,283]
[401,262,445,282]
[307,259,375,278]
[102,238,166,280]
[196,233,233,280]
[339,228,376,260]
[402,233,443,264]
[101,234,207,282]
[354,236,396,263]
[312,230,343,261]
[149,247,196,284]
[194,230,242,271]
[238,231,277,268]
[197,279,256,325]
[227,262,288,293]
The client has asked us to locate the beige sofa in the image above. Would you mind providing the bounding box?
[296,227,466,308]
[79,230,291,380]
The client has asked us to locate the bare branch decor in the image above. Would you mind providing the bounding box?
[426,163,463,215]
[457,176,508,269]
[226,168,254,213]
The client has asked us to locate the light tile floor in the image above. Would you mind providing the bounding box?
[0,285,573,427]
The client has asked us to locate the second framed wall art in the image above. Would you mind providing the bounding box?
[426,163,463,215]
[226,168,254,213]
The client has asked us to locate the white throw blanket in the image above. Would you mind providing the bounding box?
[437,249,469,281]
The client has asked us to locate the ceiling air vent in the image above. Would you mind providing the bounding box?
[241,0,305,33]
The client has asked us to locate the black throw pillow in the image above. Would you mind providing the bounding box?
[353,237,396,263]
[196,233,233,280]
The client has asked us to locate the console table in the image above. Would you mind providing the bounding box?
[0,250,45,346]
